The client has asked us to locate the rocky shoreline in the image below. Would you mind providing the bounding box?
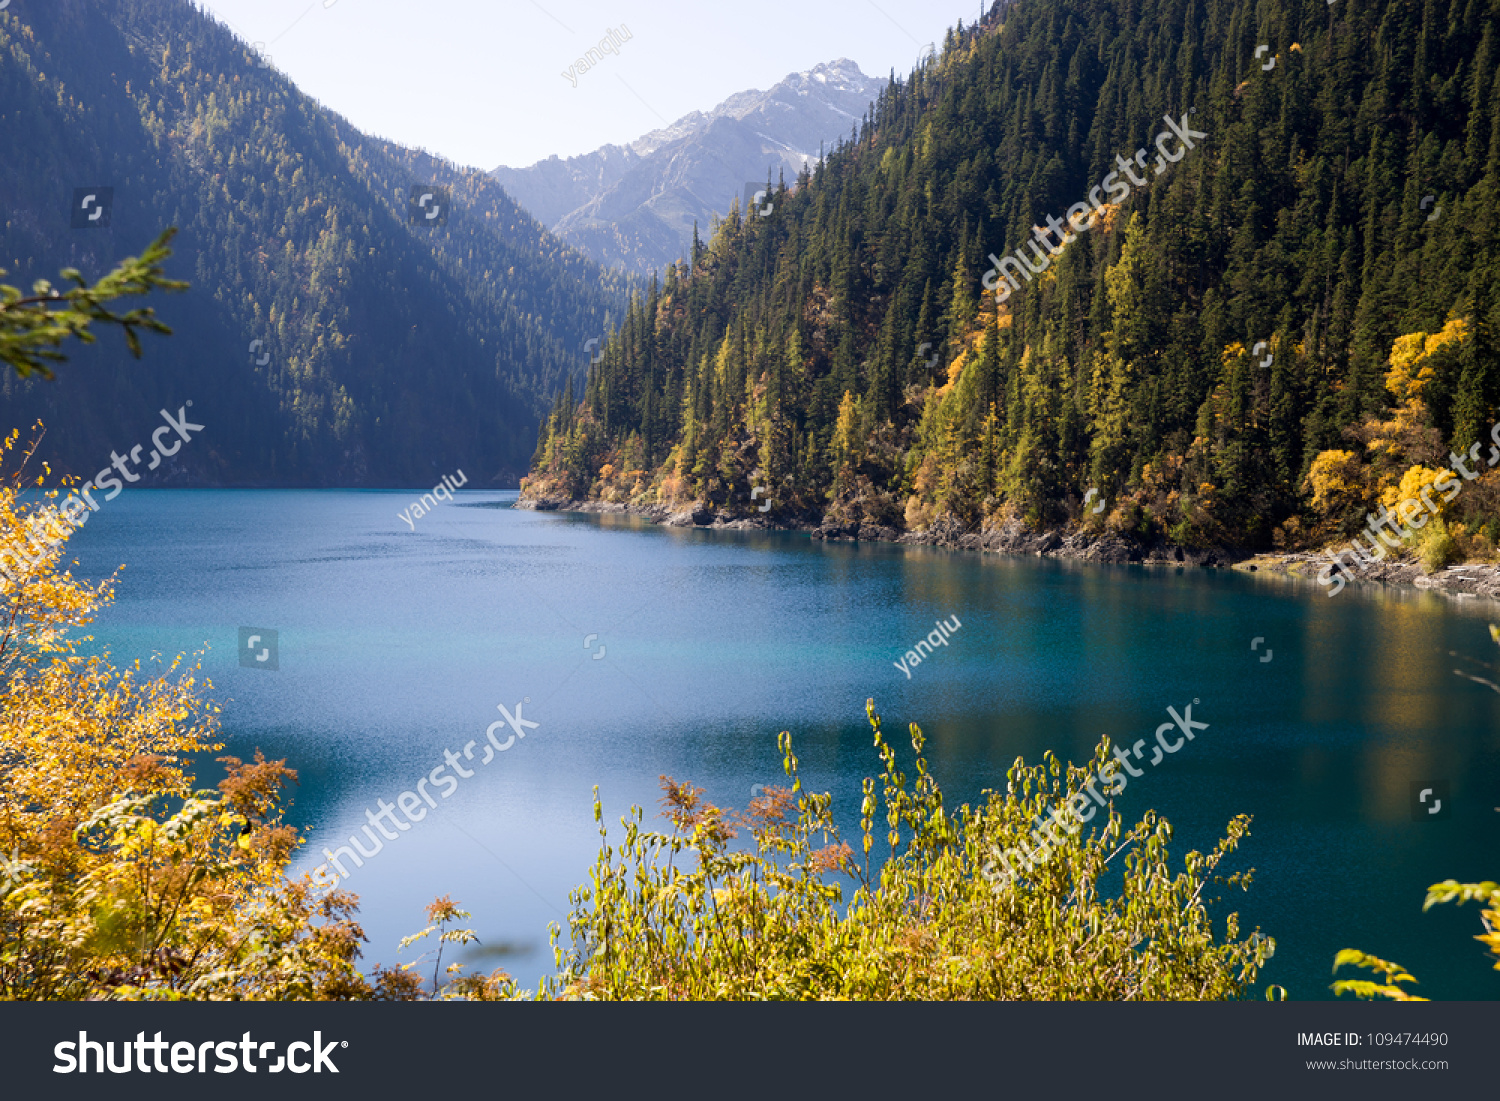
[1232,551,1500,600]
[514,495,1500,601]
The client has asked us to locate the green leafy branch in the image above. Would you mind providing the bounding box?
[1331,949,1428,1001]
[0,229,188,380]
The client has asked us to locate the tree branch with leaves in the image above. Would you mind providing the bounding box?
[0,229,187,380]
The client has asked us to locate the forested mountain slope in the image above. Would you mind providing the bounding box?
[0,0,628,486]
[525,0,1500,558]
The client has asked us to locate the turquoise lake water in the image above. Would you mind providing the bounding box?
[61,489,1500,998]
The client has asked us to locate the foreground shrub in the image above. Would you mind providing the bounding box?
[1332,880,1498,1002]
[1416,517,1461,572]
[545,701,1273,1000]
[0,430,371,1000]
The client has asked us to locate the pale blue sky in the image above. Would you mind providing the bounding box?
[192,0,983,169]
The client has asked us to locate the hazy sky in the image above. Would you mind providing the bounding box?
[192,0,982,170]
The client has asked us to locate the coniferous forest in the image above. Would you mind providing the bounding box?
[525,0,1500,559]
[1,0,629,486]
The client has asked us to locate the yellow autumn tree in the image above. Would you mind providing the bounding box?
[1304,449,1368,535]
[0,428,372,1000]
[1379,464,1455,516]
[829,390,864,473]
[1385,317,1470,404]
[1302,319,1474,547]
[825,390,868,522]
[1375,463,1461,570]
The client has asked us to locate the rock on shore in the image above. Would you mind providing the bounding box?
[1235,551,1500,599]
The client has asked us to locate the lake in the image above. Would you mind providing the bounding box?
[64,489,1500,999]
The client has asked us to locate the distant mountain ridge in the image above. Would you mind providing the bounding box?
[491,60,886,276]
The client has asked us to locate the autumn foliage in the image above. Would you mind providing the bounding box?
[544,706,1274,1000]
[0,428,373,999]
